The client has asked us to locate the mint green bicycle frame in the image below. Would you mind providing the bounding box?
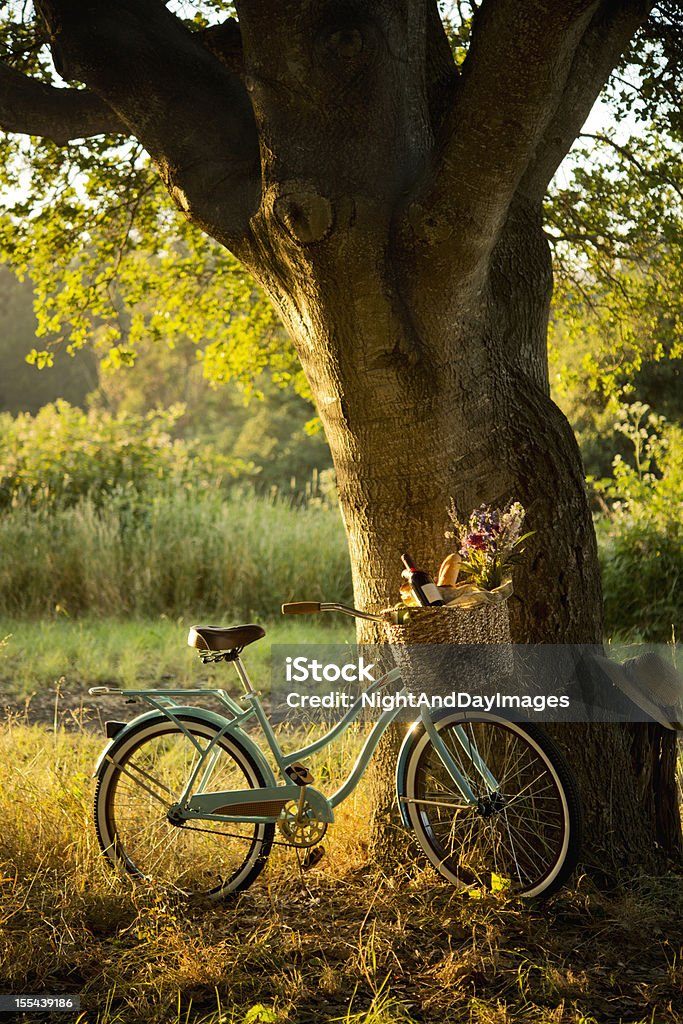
[93,655,501,828]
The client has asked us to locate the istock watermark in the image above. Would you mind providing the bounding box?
[285,655,376,684]
[269,642,683,726]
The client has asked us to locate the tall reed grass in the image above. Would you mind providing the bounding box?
[0,488,352,619]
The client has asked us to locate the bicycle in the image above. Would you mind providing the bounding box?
[89,601,582,900]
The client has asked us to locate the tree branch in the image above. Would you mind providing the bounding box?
[407,0,601,275]
[519,0,654,201]
[200,17,243,77]
[34,0,261,244]
[0,60,124,143]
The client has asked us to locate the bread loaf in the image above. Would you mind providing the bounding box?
[437,552,461,587]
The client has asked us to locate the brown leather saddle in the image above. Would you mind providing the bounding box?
[187,623,265,654]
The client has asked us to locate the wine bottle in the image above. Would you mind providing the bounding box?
[400,552,445,606]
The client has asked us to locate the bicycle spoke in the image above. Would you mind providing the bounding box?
[103,755,175,807]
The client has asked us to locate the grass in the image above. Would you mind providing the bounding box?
[0,482,679,643]
[0,719,682,1024]
[0,616,355,702]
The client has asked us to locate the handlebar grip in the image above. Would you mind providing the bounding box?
[281,602,322,615]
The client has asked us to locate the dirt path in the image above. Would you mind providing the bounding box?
[0,683,145,733]
[0,683,276,733]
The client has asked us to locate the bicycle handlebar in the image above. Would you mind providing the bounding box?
[281,601,387,623]
[281,602,322,615]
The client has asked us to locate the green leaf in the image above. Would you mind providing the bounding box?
[242,1005,278,1024]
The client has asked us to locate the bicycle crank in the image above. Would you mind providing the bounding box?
[279,761,327,847]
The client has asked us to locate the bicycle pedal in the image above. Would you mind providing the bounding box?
[285,762,314,786]
[300,846,325,871]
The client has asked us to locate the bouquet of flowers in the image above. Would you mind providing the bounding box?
[445,499,532,592]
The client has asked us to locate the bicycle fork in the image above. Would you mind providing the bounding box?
[395,712,502,827]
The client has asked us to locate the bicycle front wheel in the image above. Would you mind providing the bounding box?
[403,713,582,898]
[94,715,274,899]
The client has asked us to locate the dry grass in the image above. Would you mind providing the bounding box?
[1,717,682,1024]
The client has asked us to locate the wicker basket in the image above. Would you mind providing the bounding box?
[382,592,513,696]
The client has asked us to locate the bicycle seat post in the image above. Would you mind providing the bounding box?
[232,655,256,697]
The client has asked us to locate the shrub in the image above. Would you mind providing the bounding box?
[0,400,252,509]
[594,403,683,641]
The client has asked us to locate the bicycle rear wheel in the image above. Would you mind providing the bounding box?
[95,715,274,899]
[403,713,582,898]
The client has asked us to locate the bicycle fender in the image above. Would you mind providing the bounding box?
[395,719,423,828]
[92,707,276,789]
